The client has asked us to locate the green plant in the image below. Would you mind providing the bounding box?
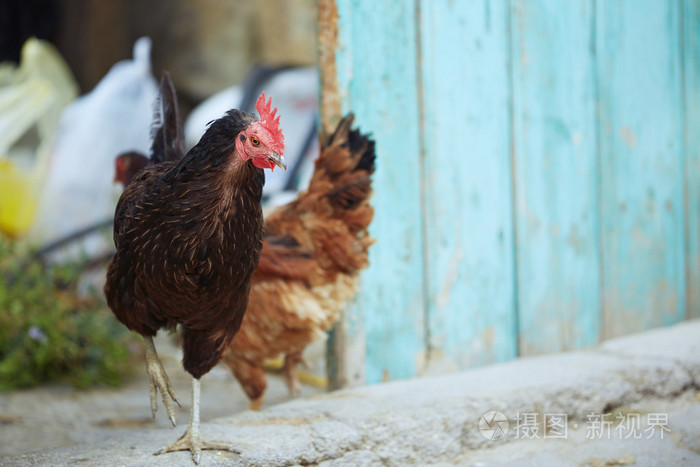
[0,240,136,391]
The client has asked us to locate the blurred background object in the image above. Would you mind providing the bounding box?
[0,0,60,64]
[30,37,157,263]
[52,0,316,103]
[0,239,135,391]
[0,37,77,239]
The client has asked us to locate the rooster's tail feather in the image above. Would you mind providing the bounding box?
[311,115,376,232]
[150,72,185,165]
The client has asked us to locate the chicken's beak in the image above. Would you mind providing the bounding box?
[267,152,287,171]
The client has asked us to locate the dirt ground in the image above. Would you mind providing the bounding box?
[0,334,322,457]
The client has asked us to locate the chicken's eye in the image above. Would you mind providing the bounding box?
[251,136,260,146]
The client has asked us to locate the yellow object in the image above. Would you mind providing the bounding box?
[298,371,328,389]
[0,38,77,239]
[263,357,328,389]
[0,159,40,239]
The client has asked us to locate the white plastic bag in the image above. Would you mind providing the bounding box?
[32,37,158,259]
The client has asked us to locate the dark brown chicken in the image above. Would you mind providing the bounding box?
[104,74,285,464]
[112,83,375,411]
[221,115,376,409]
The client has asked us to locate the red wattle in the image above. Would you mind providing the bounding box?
[252,157,274,170]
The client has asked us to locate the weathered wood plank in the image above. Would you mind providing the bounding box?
[318,0,365,390]
[332,0,426,384]
[322,0,697,386]
[420,0,517,370]
[683,0,700,320]
[510,0,601,353]
[596,0,686,337]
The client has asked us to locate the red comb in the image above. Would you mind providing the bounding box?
[256,92,285,153]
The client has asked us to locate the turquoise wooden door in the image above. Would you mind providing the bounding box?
[320,0,700,386]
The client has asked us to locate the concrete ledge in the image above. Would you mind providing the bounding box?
[4,320,699,466]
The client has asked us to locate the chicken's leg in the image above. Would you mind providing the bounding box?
[145,336,181,426]
[155,377,238,464]
[282,352,307,397]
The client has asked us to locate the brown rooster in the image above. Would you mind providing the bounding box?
[221,115,376,409]
[104,73,286,463]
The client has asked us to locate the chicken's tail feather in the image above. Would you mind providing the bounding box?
[321,114,375,223]
[150,72,185,165]
[310,113,377,242]
[322,114,376,177]
[261,114,376,279]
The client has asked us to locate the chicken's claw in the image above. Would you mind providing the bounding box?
[155,428,238,465]
[145,336,181,426]
[155,377,239,464]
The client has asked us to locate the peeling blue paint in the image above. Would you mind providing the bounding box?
[330,0,699,384]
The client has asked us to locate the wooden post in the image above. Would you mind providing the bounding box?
[320,0,426,387]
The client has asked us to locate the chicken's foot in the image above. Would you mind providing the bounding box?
[249,395,264,411]
[155,377,238,464]
[282,352,308,397]
[145,336,181,426]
